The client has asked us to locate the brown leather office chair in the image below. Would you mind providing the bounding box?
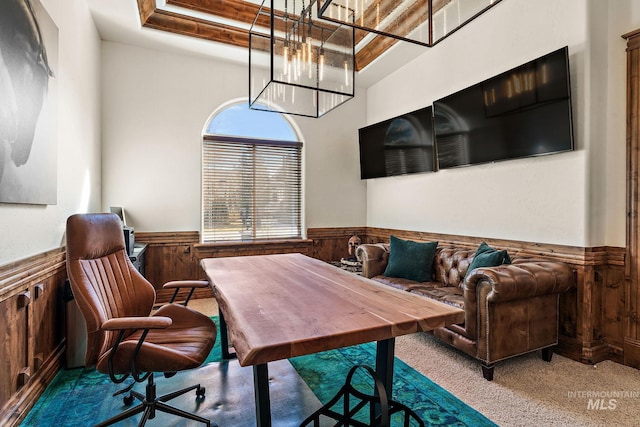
[66,213,217,426]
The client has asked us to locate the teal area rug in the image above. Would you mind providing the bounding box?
[290,343,494,426]
[21,317,495,426]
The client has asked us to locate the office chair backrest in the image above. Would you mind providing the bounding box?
[66,213,156,367]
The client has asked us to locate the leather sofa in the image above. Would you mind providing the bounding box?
[356,243,575,380]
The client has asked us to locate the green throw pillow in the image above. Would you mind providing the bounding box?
[465,242,511,278]
[384,236,438,282]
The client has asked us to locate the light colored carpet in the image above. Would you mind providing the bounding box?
[395,332,640,427]
[191,298,640,426]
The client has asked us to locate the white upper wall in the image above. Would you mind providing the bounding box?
[3,0,639,267]
[100,42,367,233]
[0,0,102,266]
[365,0,640,247]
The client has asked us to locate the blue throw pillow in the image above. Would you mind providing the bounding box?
[465,242,511,278]
[383,236,438,282]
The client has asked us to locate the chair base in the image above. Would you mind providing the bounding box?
[96,374,215,427]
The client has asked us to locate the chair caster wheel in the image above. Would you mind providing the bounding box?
[196,386,206,399]
[123,394,134,406]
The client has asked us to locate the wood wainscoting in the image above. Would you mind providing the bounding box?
[138,227,628,366]
[0,229,631,425]
[624,29,640,370]
[136,229,369,301]
[307,227,368,262]
[0,248,67,427]
[134,231,206,303]
[135,232,318,303]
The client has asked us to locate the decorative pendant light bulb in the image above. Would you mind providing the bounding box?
[296,45,302,78]
[319,47,325,82]
[307,37,313,79]
[344,60,349,86]
[283,42,289,75]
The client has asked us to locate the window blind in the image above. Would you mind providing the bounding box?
[202,135,302,243]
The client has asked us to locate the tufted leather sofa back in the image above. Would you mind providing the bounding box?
[66,213,156,367]
[358,243,478,287]
[432,247,476,288]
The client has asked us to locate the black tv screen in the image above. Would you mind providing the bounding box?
[434,47,574,169]
[359,106,436,179]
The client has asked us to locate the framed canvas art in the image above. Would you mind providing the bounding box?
[0,0,58,204]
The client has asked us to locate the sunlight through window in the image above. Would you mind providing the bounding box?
[202,102,302,243]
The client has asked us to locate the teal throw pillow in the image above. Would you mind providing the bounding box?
[383,236,438,282]
[465,242,511,278]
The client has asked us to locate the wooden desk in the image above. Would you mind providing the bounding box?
[201,253,464,426]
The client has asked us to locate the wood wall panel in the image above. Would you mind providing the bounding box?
[194,239,313,263]
[31,267,67,372]
[603,265,626,362]
[136,232,315,302]
[624,29,640,369]
[0,292,29,421]
[307,227,367,262]
[0,248,66,427]
[134,232,203,303]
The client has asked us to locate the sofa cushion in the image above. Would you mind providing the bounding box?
[465,242,511,278]
[409,285,465,309]
[383,236,438,282]
[372,275,442,292]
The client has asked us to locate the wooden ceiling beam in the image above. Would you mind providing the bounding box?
[166,0,271,28]
[137,0,397,72]
[355,33,398,70]
[167,0,260,21]
[137,0,249,47]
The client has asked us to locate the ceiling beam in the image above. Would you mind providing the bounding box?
[137,0,249,47]
[136,0,402,72]
[167,0,270,28]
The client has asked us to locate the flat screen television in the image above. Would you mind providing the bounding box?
[359,106,436,179]
[433,46,574,169]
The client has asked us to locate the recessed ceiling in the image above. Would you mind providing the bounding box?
[85,0,431,87]
[138,0,407,70]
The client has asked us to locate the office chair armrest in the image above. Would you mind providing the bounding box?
[163,280,210,289]
[102,316,172,384]
[163,280,210,306]
[102,316,172,331]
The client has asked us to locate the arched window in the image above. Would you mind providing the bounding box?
[202,102,302,242]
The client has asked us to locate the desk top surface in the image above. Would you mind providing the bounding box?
[201,253,464,366]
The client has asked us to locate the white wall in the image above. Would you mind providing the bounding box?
[6,0,634,267]
[101,42,367,234]
[0,0,102,266]
[365,0,640,247]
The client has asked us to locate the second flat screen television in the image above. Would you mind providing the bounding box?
[359,106,436,179]
[433,46,574,169]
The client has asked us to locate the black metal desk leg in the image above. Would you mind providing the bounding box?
[253,364,271,427]
[376,338,395,396]
[374,338,395,423]
[218,308,235,360]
